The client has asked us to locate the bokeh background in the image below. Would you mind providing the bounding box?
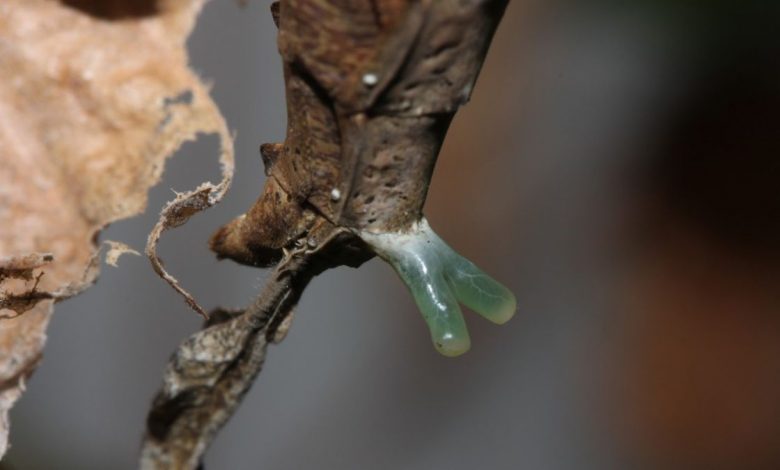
[5,1,780,469]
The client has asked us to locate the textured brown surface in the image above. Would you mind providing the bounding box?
[146,1,509,468]
[0,0,232,457]
[211,0,509,266]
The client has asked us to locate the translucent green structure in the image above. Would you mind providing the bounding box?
[361,219,517,357]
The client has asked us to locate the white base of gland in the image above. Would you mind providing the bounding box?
[359,217,516,357]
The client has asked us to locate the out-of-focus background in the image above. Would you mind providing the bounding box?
[5,1,780,469]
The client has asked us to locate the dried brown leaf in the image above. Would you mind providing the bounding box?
[0,0,234,457]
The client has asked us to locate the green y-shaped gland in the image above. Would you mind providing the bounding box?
[360,218,517,357]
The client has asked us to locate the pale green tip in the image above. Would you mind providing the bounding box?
[446,252,517,325]
[361,218,517,357]
[393,247,472,356]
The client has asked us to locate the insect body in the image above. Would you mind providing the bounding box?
[211,0,514,356]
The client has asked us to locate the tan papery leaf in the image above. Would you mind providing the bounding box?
[0,0,234,456]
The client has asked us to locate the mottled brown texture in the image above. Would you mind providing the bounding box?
[212,0,508,267]
[141,227,364,469]
[146,1,508,468]
[0,0,233,456]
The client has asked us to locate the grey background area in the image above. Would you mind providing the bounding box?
[4,1,719,469]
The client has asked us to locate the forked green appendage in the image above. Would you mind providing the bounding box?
[360,218,517,357]
[390,243,471,356]
[445,252,517,326]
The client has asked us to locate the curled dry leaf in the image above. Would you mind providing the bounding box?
[0,0,234,457]
[104,240,141,268]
